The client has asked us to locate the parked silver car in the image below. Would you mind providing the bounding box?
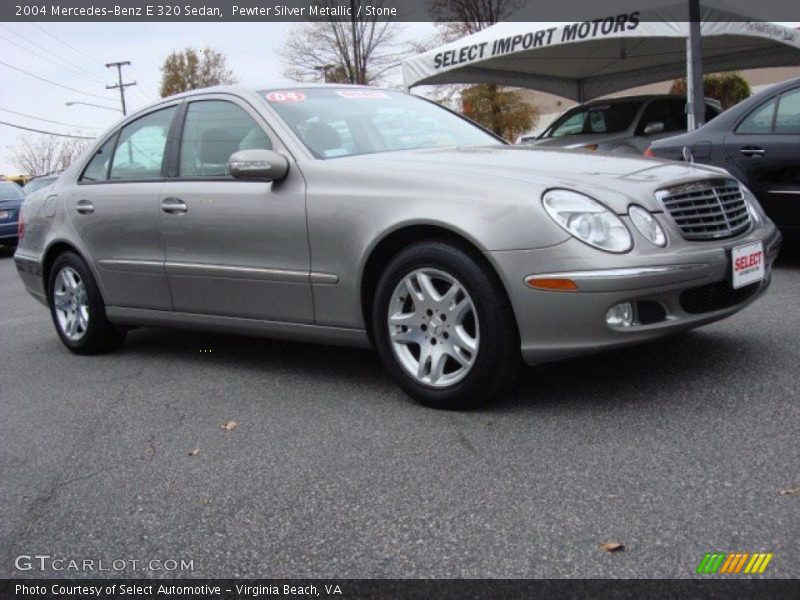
[14,85,780,408]
[522,95,721,154]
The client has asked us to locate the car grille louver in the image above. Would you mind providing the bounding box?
[656,179,751,241]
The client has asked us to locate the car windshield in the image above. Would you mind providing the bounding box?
[545,102,641,137]
[261,88,502,159]
[0,182,25,200]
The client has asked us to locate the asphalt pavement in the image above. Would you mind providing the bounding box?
[0,243,798,579]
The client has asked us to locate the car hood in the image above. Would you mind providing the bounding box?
[344,145,729,213]
[528,134,626,149]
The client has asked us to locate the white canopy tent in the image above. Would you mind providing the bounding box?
[402,1,800,128]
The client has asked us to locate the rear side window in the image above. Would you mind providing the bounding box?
[775,88,800,133]
[736,98,776,134]
[109,106,176,180]
[80,136,117,182]
[179,100,272,178]
[638,100,674,133]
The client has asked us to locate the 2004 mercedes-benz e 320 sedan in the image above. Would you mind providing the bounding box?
[15,85,781,409]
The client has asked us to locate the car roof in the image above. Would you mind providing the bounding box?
[164,82,390,101]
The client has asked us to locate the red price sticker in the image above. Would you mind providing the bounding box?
[266,91,307,103]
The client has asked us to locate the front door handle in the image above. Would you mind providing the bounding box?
[75,199,94,214]
[161,197,188,214]
[740,146,765,157]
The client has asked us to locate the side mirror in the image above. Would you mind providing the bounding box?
[643,121,665,136]
[228,149,289,181]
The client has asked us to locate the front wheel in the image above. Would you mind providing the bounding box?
[373,242,520,409]
[48,252,126,355]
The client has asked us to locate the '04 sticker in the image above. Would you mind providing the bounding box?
[266,91,306,103]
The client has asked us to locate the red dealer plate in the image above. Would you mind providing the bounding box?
[731,241,764,289]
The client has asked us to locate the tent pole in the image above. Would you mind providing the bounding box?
[686,0,705,130]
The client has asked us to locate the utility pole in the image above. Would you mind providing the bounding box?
[105,61,136,116]
[686,0,705,131]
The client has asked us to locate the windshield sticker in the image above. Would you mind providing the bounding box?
[266,91,307,103]
[335,90,391,100]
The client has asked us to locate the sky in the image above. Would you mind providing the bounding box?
[0,22,436,174]
[0,20,798,174]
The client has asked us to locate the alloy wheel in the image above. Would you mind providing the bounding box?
[387,268,479,387]
[53,266,89,341]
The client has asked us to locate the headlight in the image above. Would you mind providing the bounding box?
[628,205,667,247]
[542,189,632,253]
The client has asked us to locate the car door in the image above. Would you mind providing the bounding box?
[724,86,800,230]
[69,104,178,310]
[159,95,313,322]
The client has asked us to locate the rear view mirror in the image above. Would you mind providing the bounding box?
[644,122,665,135]
[229,149,289,181]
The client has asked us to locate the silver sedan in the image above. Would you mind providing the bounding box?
[14,85,781,409]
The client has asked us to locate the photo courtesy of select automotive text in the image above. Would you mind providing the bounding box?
[0,0,798,597]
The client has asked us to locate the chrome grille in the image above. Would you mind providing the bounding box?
[656,179,751,241]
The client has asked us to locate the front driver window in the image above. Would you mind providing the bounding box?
[179,100,273,177]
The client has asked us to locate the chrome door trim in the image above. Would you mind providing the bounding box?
[97,259,164,274]
[164,261,339,284]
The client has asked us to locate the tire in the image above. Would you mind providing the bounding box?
[372,241,520,409]
[48,251,126,355]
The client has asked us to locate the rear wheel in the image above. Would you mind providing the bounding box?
[48,252,126,354]
[373,241,520,409]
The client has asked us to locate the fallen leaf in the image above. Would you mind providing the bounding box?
[188,447,200,456]
[221,420,238,431]
[599,542,625,552]
[778,487,800,496]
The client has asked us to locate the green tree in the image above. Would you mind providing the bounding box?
[462,84,538,141]
[159,47,236,98]
[669,72,751,109]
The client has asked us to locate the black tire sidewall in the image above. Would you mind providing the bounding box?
[372,242,518,409]
[48,252,122,354]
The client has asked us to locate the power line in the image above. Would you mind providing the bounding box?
[0,59,114,101]
[0,120,95,139]
[0,107,101,130]
[24,23,157,105]
[0,23,108,84]
[0,31,108,86]
[27,22,105,68]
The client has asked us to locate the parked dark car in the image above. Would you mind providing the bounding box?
[647,77,800,235]
[0,181,25,247]
[521,95,721,154]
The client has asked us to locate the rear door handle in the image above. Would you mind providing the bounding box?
[75,199,94,214]
[161,197,188,214]
[740,146,765,157]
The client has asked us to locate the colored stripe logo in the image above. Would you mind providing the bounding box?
[696,552,773,574]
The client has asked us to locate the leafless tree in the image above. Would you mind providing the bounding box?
[281,2,409,85]
[10,135,90,177]
[432,0,523,41]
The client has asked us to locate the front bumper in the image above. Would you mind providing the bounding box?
[489,222,781,365]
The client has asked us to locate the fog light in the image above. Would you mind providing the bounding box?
[606,302,634,327]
